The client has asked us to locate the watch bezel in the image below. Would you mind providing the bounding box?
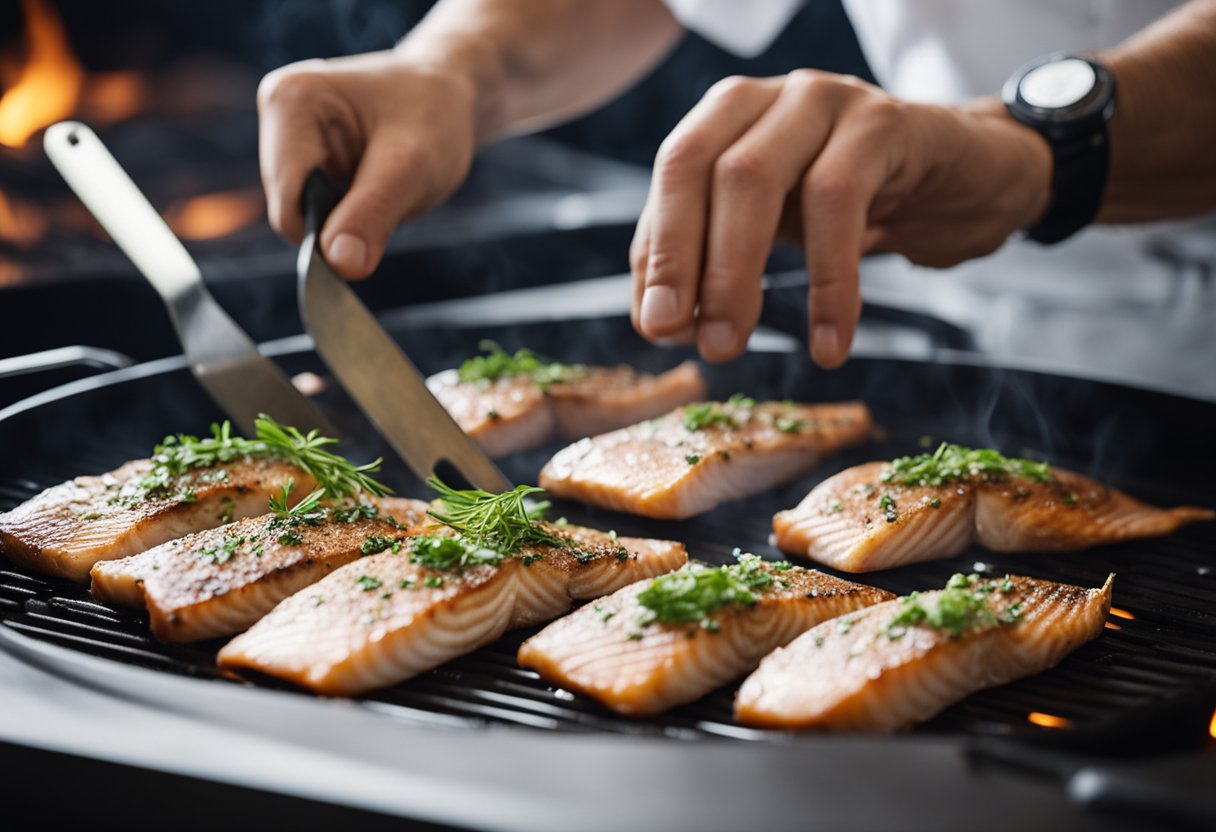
[1002,54,1116,139]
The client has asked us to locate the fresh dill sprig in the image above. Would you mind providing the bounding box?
[880,442,1051,487]
[409,534,505,571]
[425,476,566,554]
[457,340,586,389]
[267,479,326,520]
[148,415,389,503]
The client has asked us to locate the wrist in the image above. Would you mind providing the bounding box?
[394,25,508,143]
[964,96,1053,233]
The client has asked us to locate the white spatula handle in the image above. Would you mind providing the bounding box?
[43,121,202,302]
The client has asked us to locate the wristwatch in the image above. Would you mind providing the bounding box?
[1002,53,1117,244]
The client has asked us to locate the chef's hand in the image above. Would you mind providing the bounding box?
[629,70,1051,369]
[259,51,478,279]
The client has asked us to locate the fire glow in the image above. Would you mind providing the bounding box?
[0,0,84,148]
[1027,711,1072,729]
[1109,607,1135,620]
[165,189,265,241]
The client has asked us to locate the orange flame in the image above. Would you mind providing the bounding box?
[0,189,49,246]
[0,0,85,148]
[1027,711,1072,729]
[165,189,264,241]
[1109,607,1135,620]
[1209,707,1215,740]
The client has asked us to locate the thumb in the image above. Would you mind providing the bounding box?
[318,136,440,280]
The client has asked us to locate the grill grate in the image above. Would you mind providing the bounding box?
[2,318,1214,750]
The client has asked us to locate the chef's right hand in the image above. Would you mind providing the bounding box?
[258,51,478,279]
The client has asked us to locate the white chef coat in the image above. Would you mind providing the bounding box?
[659,0,1216,400]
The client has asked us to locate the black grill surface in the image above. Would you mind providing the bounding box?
[2,317,1214,751]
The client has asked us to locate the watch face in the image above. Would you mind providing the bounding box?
[1019,58,1096,109]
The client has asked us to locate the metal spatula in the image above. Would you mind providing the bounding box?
[43,121,333,437]
[297,169,510,492]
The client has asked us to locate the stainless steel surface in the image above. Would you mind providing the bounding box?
[42,121,333,436]
[0,345,134,379]
[298,171,510,493]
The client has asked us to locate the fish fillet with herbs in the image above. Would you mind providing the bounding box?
[217,480,688,696]
[427,342,707,458]
[735,572,1113,731]
[0,419,359,582]
[91,488,429,643]
[539,396,874,520]
[773,443,1214,572]
[518,553,893,717]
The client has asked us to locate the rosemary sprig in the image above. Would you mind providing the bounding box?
[457,340,586,389]
[149,415,389,503]
[267,479,326,520]
[425,476,566,554]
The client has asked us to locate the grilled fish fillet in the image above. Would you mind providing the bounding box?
[735,573,1113,731]
[518,566,893,717]
[89,498,429,643]
[540,400,873,519]
[0,458,311,582]
[217,524,687,696]
[426,362,707,459]
[775,462,1214,572]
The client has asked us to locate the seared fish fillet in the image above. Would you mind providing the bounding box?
[518,564,893,717]
[0,458,311,582]
[736,573,1112,731]
[427,362,706,458]
[90,498,429,643]
[540,400,873,519]
[775,461,1214,572]
[217,524,687,696]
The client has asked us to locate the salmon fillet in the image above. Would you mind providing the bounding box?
[89,497,429,643]
[217,523,687,696]
[735,573,1113,731]
[0,458,311,582]
[775,457,1213,573]
[427,361,707,459]
[540,399,874,519]
[518,561,893,717]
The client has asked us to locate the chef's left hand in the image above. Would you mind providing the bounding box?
[629,70,1052,369]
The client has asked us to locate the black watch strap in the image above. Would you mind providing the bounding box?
[1002,55,1116,245]
[1026,128,1110,244]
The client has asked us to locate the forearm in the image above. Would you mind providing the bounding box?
[397,0,684,144]
[1098,0,1216,223]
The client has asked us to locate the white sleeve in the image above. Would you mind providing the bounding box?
[662,0,806,58]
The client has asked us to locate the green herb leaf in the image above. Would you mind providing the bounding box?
[409,534,505,571]
[681,394,756,432]
[361,536,402,556]
[885,573,1023,639]
[880,442,1051,487]
[635,551,779,631]
[457,340,586,390]
[355,575,383,592]
[426,476,566,555]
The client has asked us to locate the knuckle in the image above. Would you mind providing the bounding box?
[784,68,828,97]
[706,74,757,104]
[644,248,692,289]
[713,149,772,191]
[655,132,708,175]
[257,63,322,110]
[803,170,856,211]
[862,97,902,132]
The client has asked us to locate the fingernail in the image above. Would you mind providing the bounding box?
[328,232,367,277]
[640,286,680,332]
[812,324,840,365]
[699,320,737,358]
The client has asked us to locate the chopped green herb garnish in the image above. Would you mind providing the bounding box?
[929,498,942,509]
[885,573,1022,639]
[217,496,235,524]
[682,394,756,432]
[313,595,324,607]
[775,418,804,434]
[409,534,504,571]
[78,511,102,521]
[277,530,302,546]
[627,632,643,641]
[685,454,702,465]
[1063,493,1078,506]
[399,579,414,590]
[635,552,779,631]
[424,576,444,588]
[197,534,245,565]
[457,340,586,389]
[879,493,899,523]
[837,617,854,634]
[355,575,382,592]
[361,536,401,556]
[880,442,1051,487]
[331,503,379,523]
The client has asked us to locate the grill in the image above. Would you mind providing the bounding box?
[2,311,1214,829]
